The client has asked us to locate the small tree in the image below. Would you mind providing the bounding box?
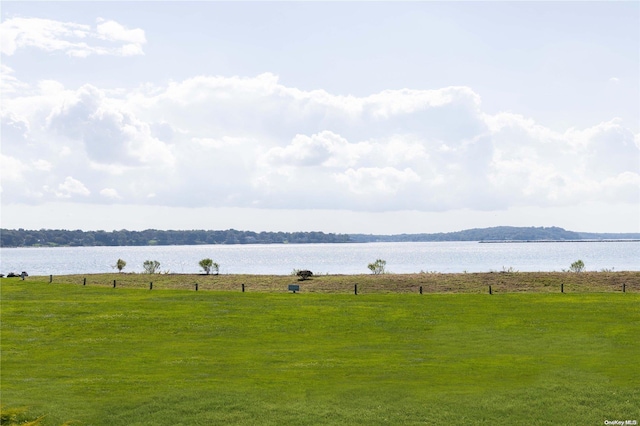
[199,258,219,275]
[296,270,313,281]
[569,259,585,273]
[115,258,126,273]
[368,259,386,275]
[143,260,161,274]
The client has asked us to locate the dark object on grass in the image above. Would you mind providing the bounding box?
[296,270,313,280]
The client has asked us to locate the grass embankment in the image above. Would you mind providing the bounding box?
[1,277,639,425]
[22,271,640,294]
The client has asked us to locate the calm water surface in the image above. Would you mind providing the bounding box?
[1,241,638,275]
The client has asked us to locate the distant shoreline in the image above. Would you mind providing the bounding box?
[479,239,640,243]
[2,226,639,248]
[3,239,640,248]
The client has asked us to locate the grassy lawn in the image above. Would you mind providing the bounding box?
[1,277,639,425]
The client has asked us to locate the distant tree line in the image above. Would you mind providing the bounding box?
[0,228,351,247]
[2,226,636,248]
[350,226,586,243]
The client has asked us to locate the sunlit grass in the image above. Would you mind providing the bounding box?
[1,277,639,425]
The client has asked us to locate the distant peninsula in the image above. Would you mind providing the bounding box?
[1,226,638,248]
[349,226,640,243]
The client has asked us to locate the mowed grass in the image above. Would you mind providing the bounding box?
[1,278,639,425]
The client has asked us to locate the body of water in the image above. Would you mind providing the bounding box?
[1,241,638,276]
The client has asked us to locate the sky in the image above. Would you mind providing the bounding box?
[1,1,639,234]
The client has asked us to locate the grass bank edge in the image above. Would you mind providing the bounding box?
[8,270,640,294]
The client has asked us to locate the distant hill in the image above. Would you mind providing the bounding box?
[348,226,640,243]
[1,226,638,247]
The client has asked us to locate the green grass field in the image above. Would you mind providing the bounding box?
[1,277,639,425]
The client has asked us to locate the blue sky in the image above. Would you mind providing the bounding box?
[1,2,639,233]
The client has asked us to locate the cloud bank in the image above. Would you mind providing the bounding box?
[2,71,638,213]
[0,17,146,57]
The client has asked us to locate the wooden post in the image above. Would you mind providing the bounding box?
[242,284,245,293]
[419,286,423,295]
[489,285,492,295]
[113,280,116,288]
[195,283,198,291]
[561,283,564,293]
[150,282,153,290]
[354,284,358,295]
[623,283,626,293]
[83,277,86,286]
[49,275,52,283]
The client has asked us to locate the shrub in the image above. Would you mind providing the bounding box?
[296,270,313,280]
[199,258,219,275]
[115,258,126,273]
[368,259,386,275]
[569,259,585,273]
[143,260,161,274]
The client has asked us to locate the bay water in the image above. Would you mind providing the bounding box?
[1,241,638,276]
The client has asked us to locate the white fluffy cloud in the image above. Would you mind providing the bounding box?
[0,17,146,57]
[1,64,28,94]
[100,188,122,199]
[334,167,421,195]
[54,176,91,198]
[2,72,638,212]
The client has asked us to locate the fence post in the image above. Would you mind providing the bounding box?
[419,286,423,295]
[561,283,564,293]
[49,275,52,283]
[150,282,153,290]
[83,277,86,286]
[113,280,116,288]
[242,284,245,293]
[195,283,198,291]
[354,284,358,295]
[623,283,626,293]
[489,285,492,295]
